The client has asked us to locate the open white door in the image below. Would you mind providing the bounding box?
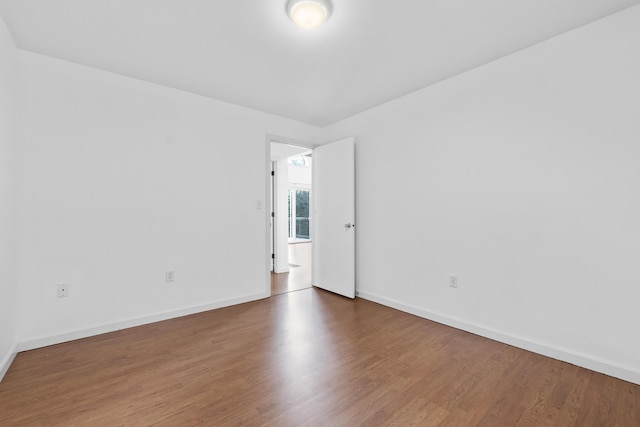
[312,137,355,298]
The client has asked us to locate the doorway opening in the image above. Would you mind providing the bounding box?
[270,141,313,296]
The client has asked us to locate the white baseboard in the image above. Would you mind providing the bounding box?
[17,291,269,352]
[358,290,640,386]
[0,343,18,382]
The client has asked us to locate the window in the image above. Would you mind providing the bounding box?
[288,188,311,240]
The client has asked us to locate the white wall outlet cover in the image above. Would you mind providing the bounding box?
[165,270,175,282]
[449,275,458,288]
[57,284,69,297]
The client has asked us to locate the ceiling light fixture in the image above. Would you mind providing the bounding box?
[286,0,333,30]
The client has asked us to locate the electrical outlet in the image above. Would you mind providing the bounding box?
[165,270,175,282]
[449,275,458,288]
[57,283,69,298]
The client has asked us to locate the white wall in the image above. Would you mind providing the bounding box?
[274,158,289,273]
[0,14,17,380]
[288,163,312,188]
[325,5,640,383]
[15,51,322,347]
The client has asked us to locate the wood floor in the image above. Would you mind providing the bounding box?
[1,288,638,426]
[271,242,312,296]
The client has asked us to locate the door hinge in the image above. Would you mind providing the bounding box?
[271,171,275,176]
[271,212,275,218]
[271,254,275,259]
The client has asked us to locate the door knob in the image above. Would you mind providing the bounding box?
[345,223,354,229]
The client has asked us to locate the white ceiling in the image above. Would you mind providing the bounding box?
[0,0,638,126]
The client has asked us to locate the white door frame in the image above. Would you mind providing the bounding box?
[270,160,276,272]
[265,134,317,295]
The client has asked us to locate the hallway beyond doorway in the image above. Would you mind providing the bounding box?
[271,242,311,296]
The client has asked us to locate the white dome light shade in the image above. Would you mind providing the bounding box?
[287,0,333,30]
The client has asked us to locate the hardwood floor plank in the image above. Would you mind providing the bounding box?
[1,287,638,426]
[615,379,640,427]
[271,242,312,296]
[554,367,593,427]
[515,359,563,426]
